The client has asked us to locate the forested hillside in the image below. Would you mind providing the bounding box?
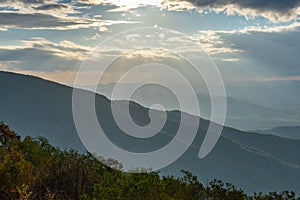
[0,122,299,200]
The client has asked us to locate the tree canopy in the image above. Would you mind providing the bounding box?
[0,122,299,200]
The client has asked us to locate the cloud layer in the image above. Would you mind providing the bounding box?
[0,0,140,31]
[0,37,92,72]
[164,0,300,22]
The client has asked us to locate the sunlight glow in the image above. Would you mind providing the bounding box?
[106,0,163,10]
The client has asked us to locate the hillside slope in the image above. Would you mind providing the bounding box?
[96,83,300,130]
[0,71,299,194]
[254,126,300,140]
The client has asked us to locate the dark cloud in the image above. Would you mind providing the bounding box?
[34,3,68,10]
[1,0,49,4]
[186,0,300,12]
[21,0,45,3]
[0,13,82,29]
[172,0,300,21]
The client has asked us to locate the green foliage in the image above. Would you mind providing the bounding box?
[204,179,248,200]
[17,183,32,200]
[0,122,299,200]
[251,191,299,200]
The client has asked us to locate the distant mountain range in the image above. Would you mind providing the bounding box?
[94,83,300,131]
[0,71,300,194]
[253,126,300,140]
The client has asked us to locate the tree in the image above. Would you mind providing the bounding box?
[0,121,20,147]
[0,122,299,200]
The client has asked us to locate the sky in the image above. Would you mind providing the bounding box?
[0,0,300,108]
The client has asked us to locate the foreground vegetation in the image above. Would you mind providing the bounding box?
[0,122,299,200]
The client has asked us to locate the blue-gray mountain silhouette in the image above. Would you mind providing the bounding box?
[0,71,299,194]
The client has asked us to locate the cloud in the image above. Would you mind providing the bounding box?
[187,30,242,56]
[4,0,298,23]
[1,0,54,4]
[124,49,180,61]
[83,0,163,12]
[0,0,59,11]
[23,37,92,60]
[0,37,92,71]
[0,0,141,31]
[194,22,300,77]
[75,0,104,5]
[0,0,93,30]
[0,12,140,31]
[0,13,87,30]
[221,58,239,62]
[163,0,300,22]
[194,22,300,56]
[34,3,68,10]
[199,22,300,35]
[161,0,196,11]
[0,0,78,17]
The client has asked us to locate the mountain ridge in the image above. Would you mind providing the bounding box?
[253,126,300,140]
[0,70,299,194]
